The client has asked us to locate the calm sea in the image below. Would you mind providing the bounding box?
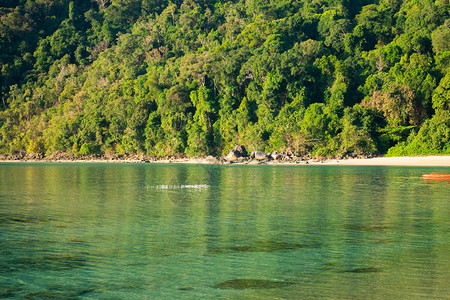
[0,163,449,299]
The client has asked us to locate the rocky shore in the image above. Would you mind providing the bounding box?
[0,146,376,165]
[1,149,449,167]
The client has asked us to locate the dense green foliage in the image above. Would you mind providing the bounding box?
[1,0,449,156]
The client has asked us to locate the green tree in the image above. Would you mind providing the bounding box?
[432,72,450,112]
[339,104,376,154]
[387,110,450,156]
[186,86,215,155]
[431,20,450,54]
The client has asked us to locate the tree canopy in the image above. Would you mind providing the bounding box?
[1,0,449,157]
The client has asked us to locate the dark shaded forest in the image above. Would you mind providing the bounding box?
[0,0,449,157]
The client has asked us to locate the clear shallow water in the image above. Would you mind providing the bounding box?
[0,163,449,299]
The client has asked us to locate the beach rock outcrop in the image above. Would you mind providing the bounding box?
[250,151,270,161]
[233,145,248,157]
[270,151,285,160]
[7,151,26,160]
[225,145,248,161]
[225,150,240,161]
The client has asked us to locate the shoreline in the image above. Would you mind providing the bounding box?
[307,156,450,167]
[1,153,449,167]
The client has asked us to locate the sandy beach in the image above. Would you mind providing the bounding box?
[306,156,450,167]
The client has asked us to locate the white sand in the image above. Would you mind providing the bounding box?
[312,156,450,167]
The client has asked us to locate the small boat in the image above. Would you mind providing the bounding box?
[423,174,450,180]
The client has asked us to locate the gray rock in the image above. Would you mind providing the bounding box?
[251,151,270,161]
[225,150,240,161]
[225,145,248,161]
[233,145,248,157]
[270,151,285,160]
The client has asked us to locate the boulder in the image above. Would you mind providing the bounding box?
[251,151,270,161]
[271,151,285,160]
[233,145,248,157]
[225,145,248,161]
[225,150,240,161]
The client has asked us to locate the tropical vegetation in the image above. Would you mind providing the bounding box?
[1,0,449,157]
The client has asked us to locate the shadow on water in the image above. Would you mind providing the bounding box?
[337,267,382,273]
[0,284,23,298]
[206,240,320,254]
[1,253,89,273]
[0,240,53,256]
[321,263,382,274]
[23,287,95,300]
[0,216,52,224]
[212,279,295,290]
[0,283,96,299]
[343,224,388,232]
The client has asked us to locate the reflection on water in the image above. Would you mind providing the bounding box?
[0,163,449,298]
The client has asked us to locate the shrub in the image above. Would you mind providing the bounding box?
[386,111,450,156]
[27,139,44,154]
[78,143,95,155]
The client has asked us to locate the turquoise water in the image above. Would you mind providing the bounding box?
[0,163,449,299]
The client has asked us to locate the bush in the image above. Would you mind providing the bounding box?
[339,105,377,154]
[78,143,95,155]
[27,139,44,154]
[386,111,450,156]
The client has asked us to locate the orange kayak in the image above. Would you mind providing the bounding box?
[423,174,450,180]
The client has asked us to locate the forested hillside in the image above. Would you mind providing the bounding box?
[1,0,449,157]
